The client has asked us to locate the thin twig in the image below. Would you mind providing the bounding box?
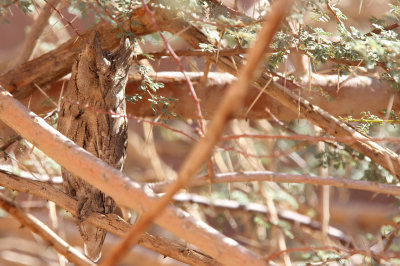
[0,193,95,266]
[101,1,293,265]
[220,133,400,144]
[148,171,400,197]
[42,0,82,37]
[140,0,205,134]
[12,0,60,68]
[136,47,248,59]
[171,193,351,245]
[33,83,58,107]
[245,77,272,118]
[266,245,392,263]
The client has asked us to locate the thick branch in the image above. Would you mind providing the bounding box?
[0,168,352,251]
[27,72,399,121]
[2,4,397,122]
[0,170,222,266]
[0,88,262,266]
[266,81,400,179]
[0,14,153,99]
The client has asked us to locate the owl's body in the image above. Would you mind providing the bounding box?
[57,33,133,261]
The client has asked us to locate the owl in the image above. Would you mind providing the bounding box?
[57,32,133,261]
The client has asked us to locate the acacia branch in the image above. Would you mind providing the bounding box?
[26,71,400,122]
[0,11,154,99]
[171,193,351,244]
[11,0,60,68]
[0,169,353,247]
[0,193,95,266]
[266,81,400,179]
[102,1,293,264]
[148,3,400,179]
[0,170,222,266]
[0,87,261,266]
[148,171,400,196]
[139,0,205,134]
[3,4,398,122]
[136,47,248,58]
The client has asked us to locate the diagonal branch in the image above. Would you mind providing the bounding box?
[11,0,60,68]
[266,82,400,179]
[0,193,95,266]
[0,170,222,266]
[0,169,353,246]
[101,1,294,265]
[0,87,262,266]
[149,3,400,179]
[0,12,154,99]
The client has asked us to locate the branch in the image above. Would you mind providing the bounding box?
[0,193,95,266]
[27,71,400,121]
[136,47,248,59]
[3,4,397,122]
[43,0,82,37]
[0,168,356,245]
[267,81,400,179]
[11,0,60,68]
[0,170,222,266]
[139,0,205,133]
[148,3,400,179]
[0,7,155,99]
[0,87,261,266]
[171,193,351,245]
[148,171,400,197]
[101,1,294,264]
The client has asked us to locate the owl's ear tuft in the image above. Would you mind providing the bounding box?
[84,31,103,64]
[85,31,111,74]
[113,36,134,69]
